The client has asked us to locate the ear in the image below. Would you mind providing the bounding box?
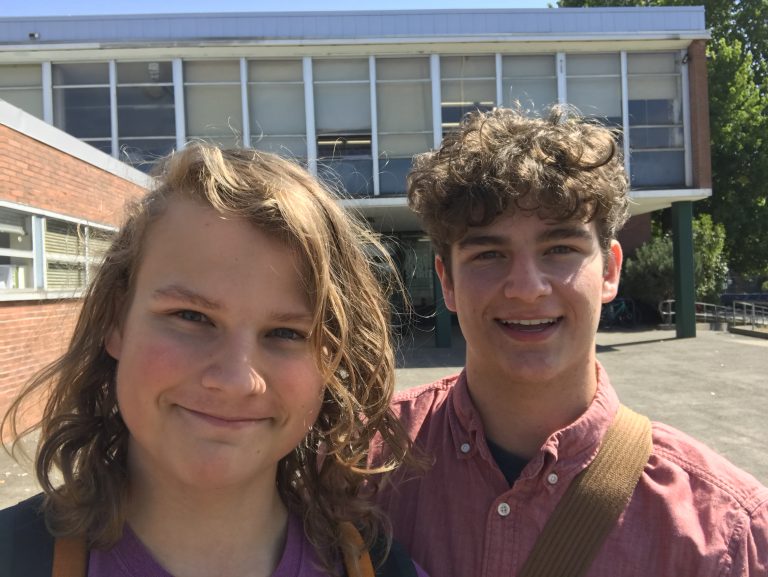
[105,326,124,361]
[601,240,623,304]
[435,255,457,313]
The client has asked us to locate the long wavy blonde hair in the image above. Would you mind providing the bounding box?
[2,143,411,575]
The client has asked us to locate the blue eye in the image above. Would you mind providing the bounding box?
[270,328,306,341]
[176,310,209,323]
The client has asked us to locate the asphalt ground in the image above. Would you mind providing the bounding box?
[1,325,766,509]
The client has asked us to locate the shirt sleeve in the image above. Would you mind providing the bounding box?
[731,496,768,576]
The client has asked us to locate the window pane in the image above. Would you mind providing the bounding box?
[627,52,684,188]
[117,61,173,84]
[45,220,81,258]
[248,60,303,82]
[315,83,370,133]
[184,60,240,83]
[314,59,369,81]
[248,59,306,160]
[502,55,557,113]
[441,55,495,79]
[185,85,243,139]
[117,86,175,137]
[377,83,432,133]
[53,62,109,85]
[0,89,43,118]
[0,64,41,87]
[250,84,306,135]
[318,158,373,197]
[566,54,621,123]
[377,58,430,81]
[53,87,111,138]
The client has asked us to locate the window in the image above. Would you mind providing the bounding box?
[0,64,43,119]
[314,59,372,197]
[627,53,685,188]
[441,55,496,132]
[0,206,114,296]
[184,60,243,148]
[248,59,307,160]
[53,63,112,154]
[117,61,176,171]
[502,55,557,115]
[0,208,34,290]
[376,58,433,196]
[566,54,622,126]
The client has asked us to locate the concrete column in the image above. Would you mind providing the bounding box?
[672,201,696,338]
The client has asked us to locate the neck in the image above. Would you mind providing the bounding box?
[466,359,598,460]
[126,473,288,577]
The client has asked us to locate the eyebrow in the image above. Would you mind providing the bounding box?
[152,285,223,311]
[457,224,594,250]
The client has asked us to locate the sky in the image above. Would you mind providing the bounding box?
[2,0,553,17]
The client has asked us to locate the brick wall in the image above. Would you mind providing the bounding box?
[0,300,80,431]
[0,123,145,428]
[0,124,142,224]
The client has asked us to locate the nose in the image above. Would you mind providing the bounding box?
[502,253,551,303]
[201,335,267,395]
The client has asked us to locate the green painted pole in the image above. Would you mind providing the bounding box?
[433,263,452,348]
[672,201,696,338]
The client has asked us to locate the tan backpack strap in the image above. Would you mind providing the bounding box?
[518,404,652,577]
[340,521,376,577]
[52,536,87,577]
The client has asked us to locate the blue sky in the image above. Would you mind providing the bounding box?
[4,0,553,17]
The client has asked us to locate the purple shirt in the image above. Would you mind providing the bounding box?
[371,364,768,577]
[88,513,329,577]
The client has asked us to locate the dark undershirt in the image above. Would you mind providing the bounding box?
[486,438,529,486]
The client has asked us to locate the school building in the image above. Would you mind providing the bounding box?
[0,6,710,388]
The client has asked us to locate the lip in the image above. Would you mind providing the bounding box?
[178,406,268,430]
[496,316,563,342]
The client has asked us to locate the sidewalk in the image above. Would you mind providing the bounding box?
[2,326,767,508]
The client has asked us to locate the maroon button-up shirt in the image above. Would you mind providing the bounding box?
[371,364,768,577]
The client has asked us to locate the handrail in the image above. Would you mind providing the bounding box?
[732,300,768,330]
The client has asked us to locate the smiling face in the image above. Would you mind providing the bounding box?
[437,210,622,395]
[106,197,325,493]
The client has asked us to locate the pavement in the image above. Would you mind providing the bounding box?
[2,325,767,508]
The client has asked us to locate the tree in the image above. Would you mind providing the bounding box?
[622,215,729,307]
[558,0,768,277]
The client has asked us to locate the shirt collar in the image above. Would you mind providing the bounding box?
[447,363,620,471]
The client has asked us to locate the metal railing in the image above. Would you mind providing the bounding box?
[659,299,768,330]
[732,300,768,330]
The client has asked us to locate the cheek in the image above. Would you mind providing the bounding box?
[115,339,190,407]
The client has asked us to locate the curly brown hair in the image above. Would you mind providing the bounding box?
[2,143,411,575]
[407,105,630,269]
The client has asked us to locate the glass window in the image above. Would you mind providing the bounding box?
[0,208,115,295]
[184,60,243,148]
[117,61,176,171]
[0,208,33,290]
[566,54,622,125]
[0,64,43,119]
[502,55,557,115]
[376,57,433,196]
[441,55,496,132]
[53,62,111,150]
[248,60,307,160]
[628,53,685,188]
[314,59,372,197]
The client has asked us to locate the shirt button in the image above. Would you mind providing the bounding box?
[460,443,471,454]
[547,473,559,485]
[497,503,511,517]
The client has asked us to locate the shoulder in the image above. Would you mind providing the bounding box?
[391,374,459,417]
[649,421,768,513]
[0,493,55,577]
